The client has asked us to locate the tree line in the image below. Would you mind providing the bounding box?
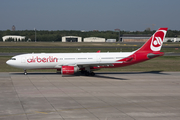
[0,29,180,42]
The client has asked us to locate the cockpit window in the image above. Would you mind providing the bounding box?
[10,58,16,60]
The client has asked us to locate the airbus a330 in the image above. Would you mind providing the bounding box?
[6,28,168,76]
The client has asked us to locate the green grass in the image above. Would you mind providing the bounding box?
[1,47,180,53]
[2,56,180,72]
[0,41,179,47]
[0,42,141,47]
[0,47,137,53]
[0,42,180,53]
[161,48,180,53]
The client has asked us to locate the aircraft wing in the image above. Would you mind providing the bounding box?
[55,61,124,68]
[76,61,123,66]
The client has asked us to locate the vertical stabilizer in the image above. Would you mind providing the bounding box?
[137,28,168,52]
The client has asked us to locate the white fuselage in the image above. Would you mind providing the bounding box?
[6,52,134,69]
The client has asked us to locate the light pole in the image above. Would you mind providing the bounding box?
[34,28,36,42]
[115,29,120,42]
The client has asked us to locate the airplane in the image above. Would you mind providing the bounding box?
[6,28,168,76]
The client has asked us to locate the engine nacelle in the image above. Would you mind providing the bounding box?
[61,66,79,75]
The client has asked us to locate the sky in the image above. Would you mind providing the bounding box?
[0,0,180,31]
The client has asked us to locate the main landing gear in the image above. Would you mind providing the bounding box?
[80,70,95,76]
[82,67,95,76]
[24,69,27,75]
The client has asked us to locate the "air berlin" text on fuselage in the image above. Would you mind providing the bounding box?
[27,56,58,63]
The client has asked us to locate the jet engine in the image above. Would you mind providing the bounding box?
[61,66,79,75]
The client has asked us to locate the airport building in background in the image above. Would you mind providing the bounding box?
[121,34,151,42]
[2,35,25,42]
[84,37,105,42]
[121,34,180,42]
[106,39,116,42]
[164,37,180,42]
[62,36,82,42]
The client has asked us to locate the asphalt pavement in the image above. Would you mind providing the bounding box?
[0,72,180,120]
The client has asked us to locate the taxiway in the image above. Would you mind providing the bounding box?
[0,72,180,120]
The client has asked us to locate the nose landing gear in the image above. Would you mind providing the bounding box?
[24,70,27,75]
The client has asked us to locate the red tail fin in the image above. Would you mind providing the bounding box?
[137,28,168,52]
[116,28,168,66]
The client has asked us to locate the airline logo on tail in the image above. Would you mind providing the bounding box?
[150,29,167,51]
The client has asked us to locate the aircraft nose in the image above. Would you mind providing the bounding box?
[6,60,13,66]
[6,60,10,65]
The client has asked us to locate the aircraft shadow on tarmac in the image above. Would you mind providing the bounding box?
[10,71,169,81]
[92,75,128,80]
[96,71,169,75]
[93,71,169,80]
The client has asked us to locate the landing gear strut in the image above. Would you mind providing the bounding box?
[24,70,27,75]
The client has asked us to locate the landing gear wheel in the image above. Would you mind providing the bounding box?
[24,70,27,75]
[81,70,85,74]
[85,71,90,76]
[90,72,95,76]
[81,70,95,76]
